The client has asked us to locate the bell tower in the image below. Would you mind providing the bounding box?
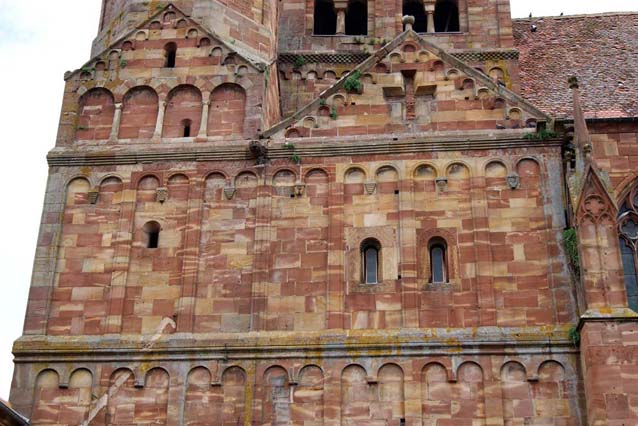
[93,0,279,58]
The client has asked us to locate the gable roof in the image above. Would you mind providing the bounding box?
[67,3,265,80]
[514,12,638,119]
[261,28,551,138]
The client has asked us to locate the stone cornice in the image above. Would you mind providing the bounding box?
[47,135,562,167]
[13,326,577,363]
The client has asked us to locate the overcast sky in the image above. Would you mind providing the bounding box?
[0,0,635,402]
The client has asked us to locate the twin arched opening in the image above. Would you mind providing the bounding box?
[402,0,460,33]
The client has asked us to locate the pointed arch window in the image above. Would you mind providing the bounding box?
[361,238,381,284]
[618,188,638,312]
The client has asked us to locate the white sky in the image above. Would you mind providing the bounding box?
[0,0,636,402]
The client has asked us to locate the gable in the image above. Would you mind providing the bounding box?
[67,3,264,82]
[264,29,551,140]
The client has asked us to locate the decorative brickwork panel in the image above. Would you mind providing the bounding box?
[30,370,91,425]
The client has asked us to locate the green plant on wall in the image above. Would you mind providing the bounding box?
[563,228,581,281]
[284,142,301,164]
[524,129,557,141]
[344,70,362,93]
[294,55,306,68]
[330,105,338,120]
[568,326,580,346]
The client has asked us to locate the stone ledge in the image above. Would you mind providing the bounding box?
[13,326,577,362]
[47,135,562,167]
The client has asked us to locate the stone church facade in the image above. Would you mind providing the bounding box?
[9,0,638,424]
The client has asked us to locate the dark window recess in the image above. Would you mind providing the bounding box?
[182,119,192,137]
[429,238,448,284]
[144,221,161,249]
[164,42,177,68]
[314,0,337,35]
[361,238,381,284]
[434,0,460,32]
[403,0,427,33]
[618,192,638,312]
[346,0,367,35]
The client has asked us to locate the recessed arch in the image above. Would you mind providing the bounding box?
[119,86,159,139]
[208,83,247,137]
[66,177,91,206]
[77,88,115,140]
[163,84,203,138]
[345,166,367,183]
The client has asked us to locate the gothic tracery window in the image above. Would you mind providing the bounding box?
[618,187,638,312]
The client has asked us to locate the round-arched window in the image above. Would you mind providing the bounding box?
[361,238,381,284]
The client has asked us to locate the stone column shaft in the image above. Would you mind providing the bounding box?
[153,101,167,139]
[198,100,210,138]
[110,103,123,141]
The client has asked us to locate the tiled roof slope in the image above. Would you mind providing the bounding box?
[514,13,638,119]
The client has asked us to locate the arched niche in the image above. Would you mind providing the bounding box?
[66,177,91,206]
[162,85,203,138]
[119,86,159,139]
[77,88,115,140]
[208,83,246,138]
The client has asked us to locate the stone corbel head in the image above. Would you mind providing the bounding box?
[435,177,448,192]
[507,173,520,190]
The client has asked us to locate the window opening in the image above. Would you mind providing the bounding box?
[182,119,192,137]
[314,0,337,35]
[434,0,460,32]
[361,238,381,284]
[429,239,447,283]
[164,42,177,68]
[618,192,638,312]
[403,0,427,33]
[144,221,161,249]
[345,0,367,35]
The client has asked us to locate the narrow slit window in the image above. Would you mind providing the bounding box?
[429,239,448,283]
[144,221,161,249]
[164,42,177,68]
[182,119,192,137]
[361,238,381,284]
